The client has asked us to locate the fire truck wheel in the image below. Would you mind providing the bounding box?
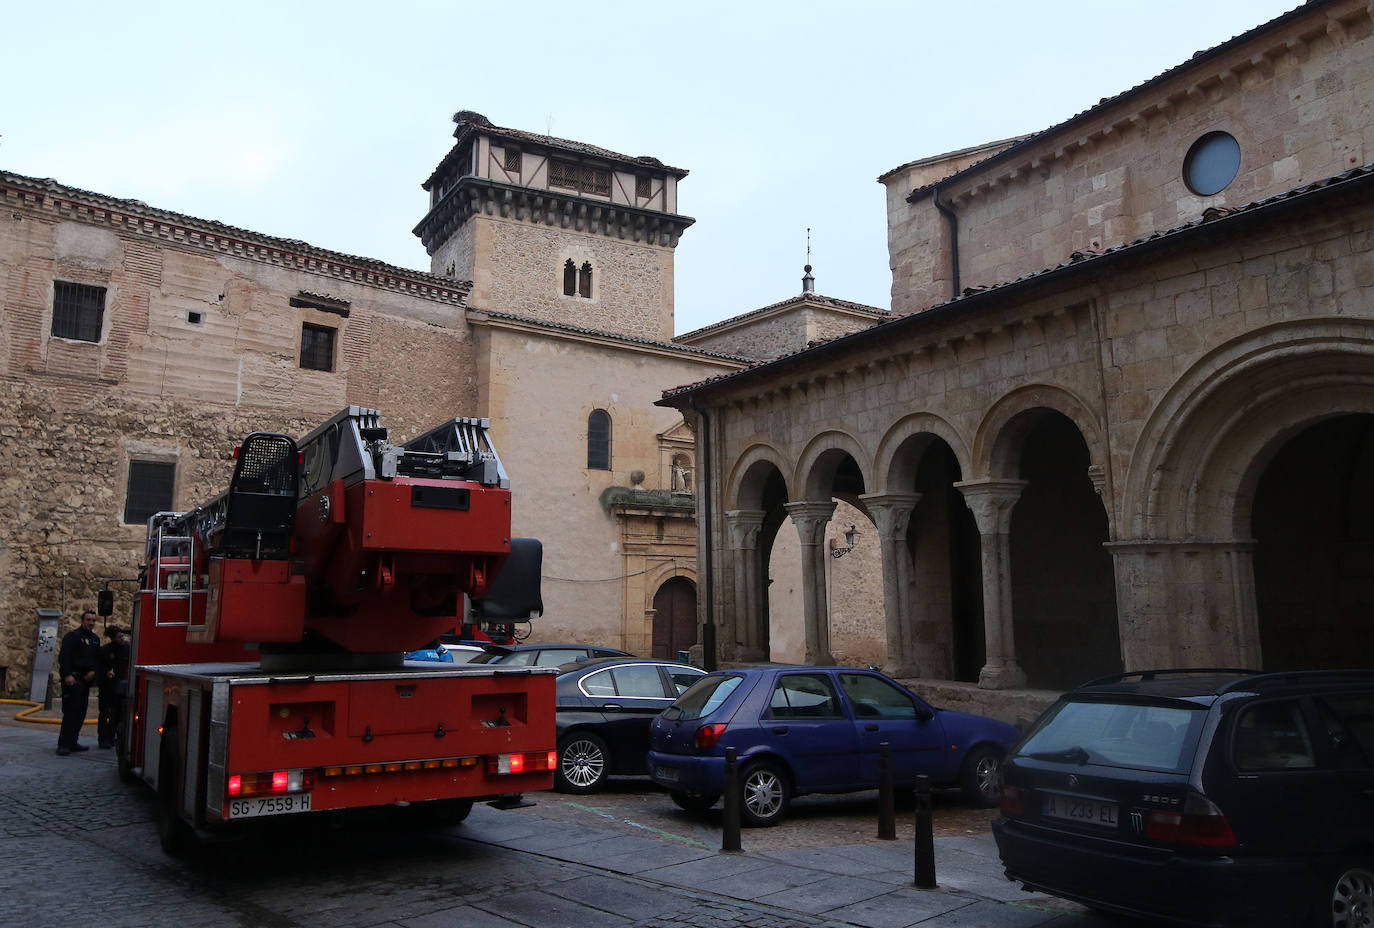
[432,798,474,825]
[555,732,609,794]
[117,742,136,785]
[155,729,193,855]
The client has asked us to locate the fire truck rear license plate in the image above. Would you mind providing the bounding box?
[228,794,312,819]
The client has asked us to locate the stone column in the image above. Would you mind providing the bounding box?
[725,509,767,661]
[783,500,837,665]
[1107,539,1260,670]
[859,492,922,677]
[955,479,1028,689]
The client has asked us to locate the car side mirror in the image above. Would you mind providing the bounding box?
[915,705,934,722]
[97,590,114,617]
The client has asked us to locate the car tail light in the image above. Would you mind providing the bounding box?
[695,723,727,749]
[999,784,1024,816]
[1145,792,1236,847]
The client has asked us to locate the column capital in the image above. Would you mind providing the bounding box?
[859,492,922,541]
[783,500,837,546]
[724,509,766,550]
[954,479,1027,535]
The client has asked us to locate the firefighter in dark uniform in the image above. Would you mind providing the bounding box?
[56,610,102,755]
[97,625,131,748]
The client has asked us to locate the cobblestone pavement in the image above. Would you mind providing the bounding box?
[1,716,1119,928]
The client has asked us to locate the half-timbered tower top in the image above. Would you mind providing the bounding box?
[414,110,693,341]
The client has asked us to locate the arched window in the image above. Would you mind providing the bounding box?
[587,409,611,470]
[579,261,593,298]
[563,259,577,296]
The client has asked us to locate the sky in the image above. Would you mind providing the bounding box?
[2,0,1302,336]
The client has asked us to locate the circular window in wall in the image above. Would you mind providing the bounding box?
[1183,131,1241,196]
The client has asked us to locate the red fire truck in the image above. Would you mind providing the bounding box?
[112,407,555,853]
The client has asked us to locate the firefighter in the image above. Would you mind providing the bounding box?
[97,626,131,748]
[56,610,101,755]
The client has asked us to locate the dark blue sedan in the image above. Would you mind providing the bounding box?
[647,666,1020,826]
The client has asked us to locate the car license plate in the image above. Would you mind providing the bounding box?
[1041,792,1117,827]
[227,793,312,819]
[655,765,679,784]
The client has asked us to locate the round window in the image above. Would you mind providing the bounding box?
[1183,131,1241,196]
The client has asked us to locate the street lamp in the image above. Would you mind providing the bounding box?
[829,524,861,558]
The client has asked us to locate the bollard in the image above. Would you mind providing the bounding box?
[721,746,742,852]
[913,774,937,889]
[877,741,896,840]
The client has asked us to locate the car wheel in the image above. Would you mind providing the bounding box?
[960,744,1004,808]
[1327,860,1374,928]
[669,790,719,814]
[556,732,609,794]
[739,761,790,827]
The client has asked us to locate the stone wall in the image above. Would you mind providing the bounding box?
[451,215,676,341]
[884,0,1374,314]
[476,322,737,649]
[0,190,480,695]
[689,177,1374,679]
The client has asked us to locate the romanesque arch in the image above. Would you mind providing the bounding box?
[963,387,1117,689]
[974,383,1109,492]
[872,412,971,494]
[1120,321,1374,670]
[793,429,874,503]
[722,443,791,662]
[870,414,979,681]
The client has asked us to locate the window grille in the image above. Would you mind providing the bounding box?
[579,262,593,298]
[550,159,611,197]
[636,176,652,199]
[124,460,175,525]
[300,323,336,371]
[52,281,106,342]
[587,409,612,470]
[504,148,521,174]
[564,260,578,296]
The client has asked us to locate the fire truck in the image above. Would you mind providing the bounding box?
[112,407,556,853]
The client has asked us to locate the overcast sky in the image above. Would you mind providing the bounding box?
[3,1,1299,336]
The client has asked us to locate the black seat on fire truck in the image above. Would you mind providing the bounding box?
[222,432,299,560]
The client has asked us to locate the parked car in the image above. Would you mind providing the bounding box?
[993,668,1374,928]
[474,643,633,667]
[647,666,1020,826]
[554,658,707,793]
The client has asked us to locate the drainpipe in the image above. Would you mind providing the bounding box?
[691,399,717,671]
[931,182,961,300]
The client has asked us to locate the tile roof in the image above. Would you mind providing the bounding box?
[424,111,687,191]
[467,308,753,364]
[675,292,889,343]
[661,160,1374,403]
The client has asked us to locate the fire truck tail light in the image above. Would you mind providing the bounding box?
[487,752,555,775]
[228,769,315,798]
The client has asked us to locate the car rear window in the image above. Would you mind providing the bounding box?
[664,674,742,721]
[1016,699,1205,773]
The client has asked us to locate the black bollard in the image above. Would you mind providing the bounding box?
[914,774,936,889]
[877,741,896,840]
[721,746,742,852]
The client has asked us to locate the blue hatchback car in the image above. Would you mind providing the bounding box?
[647,666,1021,826]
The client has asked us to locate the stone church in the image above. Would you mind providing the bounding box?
[662,0,1374,701]
[0,108,883,696]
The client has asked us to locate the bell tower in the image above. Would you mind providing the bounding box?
[414,111,694,341]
